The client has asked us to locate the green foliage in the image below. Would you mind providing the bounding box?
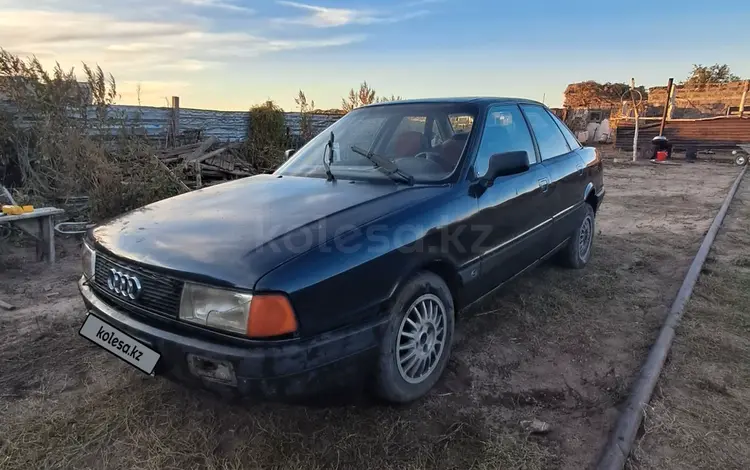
[683,64,742,85]
[245,100,287,169]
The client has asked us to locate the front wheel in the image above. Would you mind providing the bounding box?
[735,154,747,166]
[559,203,596,269]
[375,271,455,403]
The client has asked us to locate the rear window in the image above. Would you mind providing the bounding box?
[449,114,474,134]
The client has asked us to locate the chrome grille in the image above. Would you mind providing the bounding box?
[92,254,183,318]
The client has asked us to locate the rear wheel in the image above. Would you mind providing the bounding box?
[559,203,595,269]
[375,271,455,403]
[735,154,747,166]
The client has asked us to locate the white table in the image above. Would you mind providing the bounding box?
[0,207,65,263]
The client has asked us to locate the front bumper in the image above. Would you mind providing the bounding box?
[79,278,386,398]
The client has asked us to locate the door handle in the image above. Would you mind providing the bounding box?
[538,178,549,192]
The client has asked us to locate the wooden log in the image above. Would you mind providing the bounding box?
[150,154,191,192]
[200,164,251,177]
[191,147,227,164]
[183,137,218,166]
[158,142,201,158]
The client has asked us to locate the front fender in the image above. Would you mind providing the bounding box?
[255,189,469,337]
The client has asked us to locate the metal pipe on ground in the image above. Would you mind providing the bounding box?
[596,165,748,470]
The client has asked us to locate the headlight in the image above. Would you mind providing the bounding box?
[179,283,298,338]
[180,283,253,335]
[81,241,96,280]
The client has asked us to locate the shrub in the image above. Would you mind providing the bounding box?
[0,49,185,221]
[243,100,287,171]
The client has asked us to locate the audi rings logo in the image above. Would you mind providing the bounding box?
[107,268,143,300]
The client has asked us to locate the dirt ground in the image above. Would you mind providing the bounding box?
[629,173,750,470]
[0,159,742,470]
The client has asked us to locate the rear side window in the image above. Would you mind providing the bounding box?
[474,105,537,176]
[549,112,582,150]
[520,105,571,160]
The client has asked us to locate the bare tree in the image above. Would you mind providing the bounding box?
[295,90,315,142]
[341,81,382,112]
[377,94,403,103]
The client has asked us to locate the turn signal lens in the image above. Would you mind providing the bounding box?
[247,294,297,338]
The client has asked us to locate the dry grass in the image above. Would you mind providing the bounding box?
[629,176,750,470]
[0,161,743,469]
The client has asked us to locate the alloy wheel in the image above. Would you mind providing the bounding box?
[396,293,447,384]
[579,215,593,260]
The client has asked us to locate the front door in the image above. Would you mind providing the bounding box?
[467,104,558,297]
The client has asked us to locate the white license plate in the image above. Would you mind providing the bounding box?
[79,314,161,375]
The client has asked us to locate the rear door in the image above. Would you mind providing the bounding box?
[519,104,587,248]
[468,104,556,295]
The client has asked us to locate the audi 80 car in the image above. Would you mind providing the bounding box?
[78,97,604,403]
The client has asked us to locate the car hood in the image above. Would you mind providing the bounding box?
[92,174,443,288]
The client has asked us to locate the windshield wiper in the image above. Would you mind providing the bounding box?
[322,132,335,181]
[350,145,415,185]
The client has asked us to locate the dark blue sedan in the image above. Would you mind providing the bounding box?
[78,97,604,403]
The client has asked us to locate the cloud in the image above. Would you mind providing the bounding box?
[274,1,429,28]
[178,0,253,13]
[0,8,364,74]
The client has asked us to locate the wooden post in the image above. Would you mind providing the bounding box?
[630,78,640,161]
[667,85,676,120]
[659,78,674,137]
[170,96,180,147]
[194,161,202,189]
[740,81,749,118]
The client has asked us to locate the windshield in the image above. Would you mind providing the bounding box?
[275,103,477,183]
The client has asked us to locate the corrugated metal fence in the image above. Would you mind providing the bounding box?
[614,116,750,151]
[111,105,342,141]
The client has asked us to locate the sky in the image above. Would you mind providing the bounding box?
[1,0,749,111]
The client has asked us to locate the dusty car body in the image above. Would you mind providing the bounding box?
[78,97,604,402]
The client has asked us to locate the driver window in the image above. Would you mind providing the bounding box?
[474,105,536,177]
[385,116,428,157]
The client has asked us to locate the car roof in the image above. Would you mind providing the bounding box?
[362,97,545,108]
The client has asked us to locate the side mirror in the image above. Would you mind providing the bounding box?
[480,151,529,186]
[471,151,529,197]
[284,149,296,160]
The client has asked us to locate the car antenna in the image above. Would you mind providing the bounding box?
[323,131,335,181]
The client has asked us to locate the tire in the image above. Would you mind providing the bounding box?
[736,154,747,166]
[559,203,596,269]
[375,271,455,404]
